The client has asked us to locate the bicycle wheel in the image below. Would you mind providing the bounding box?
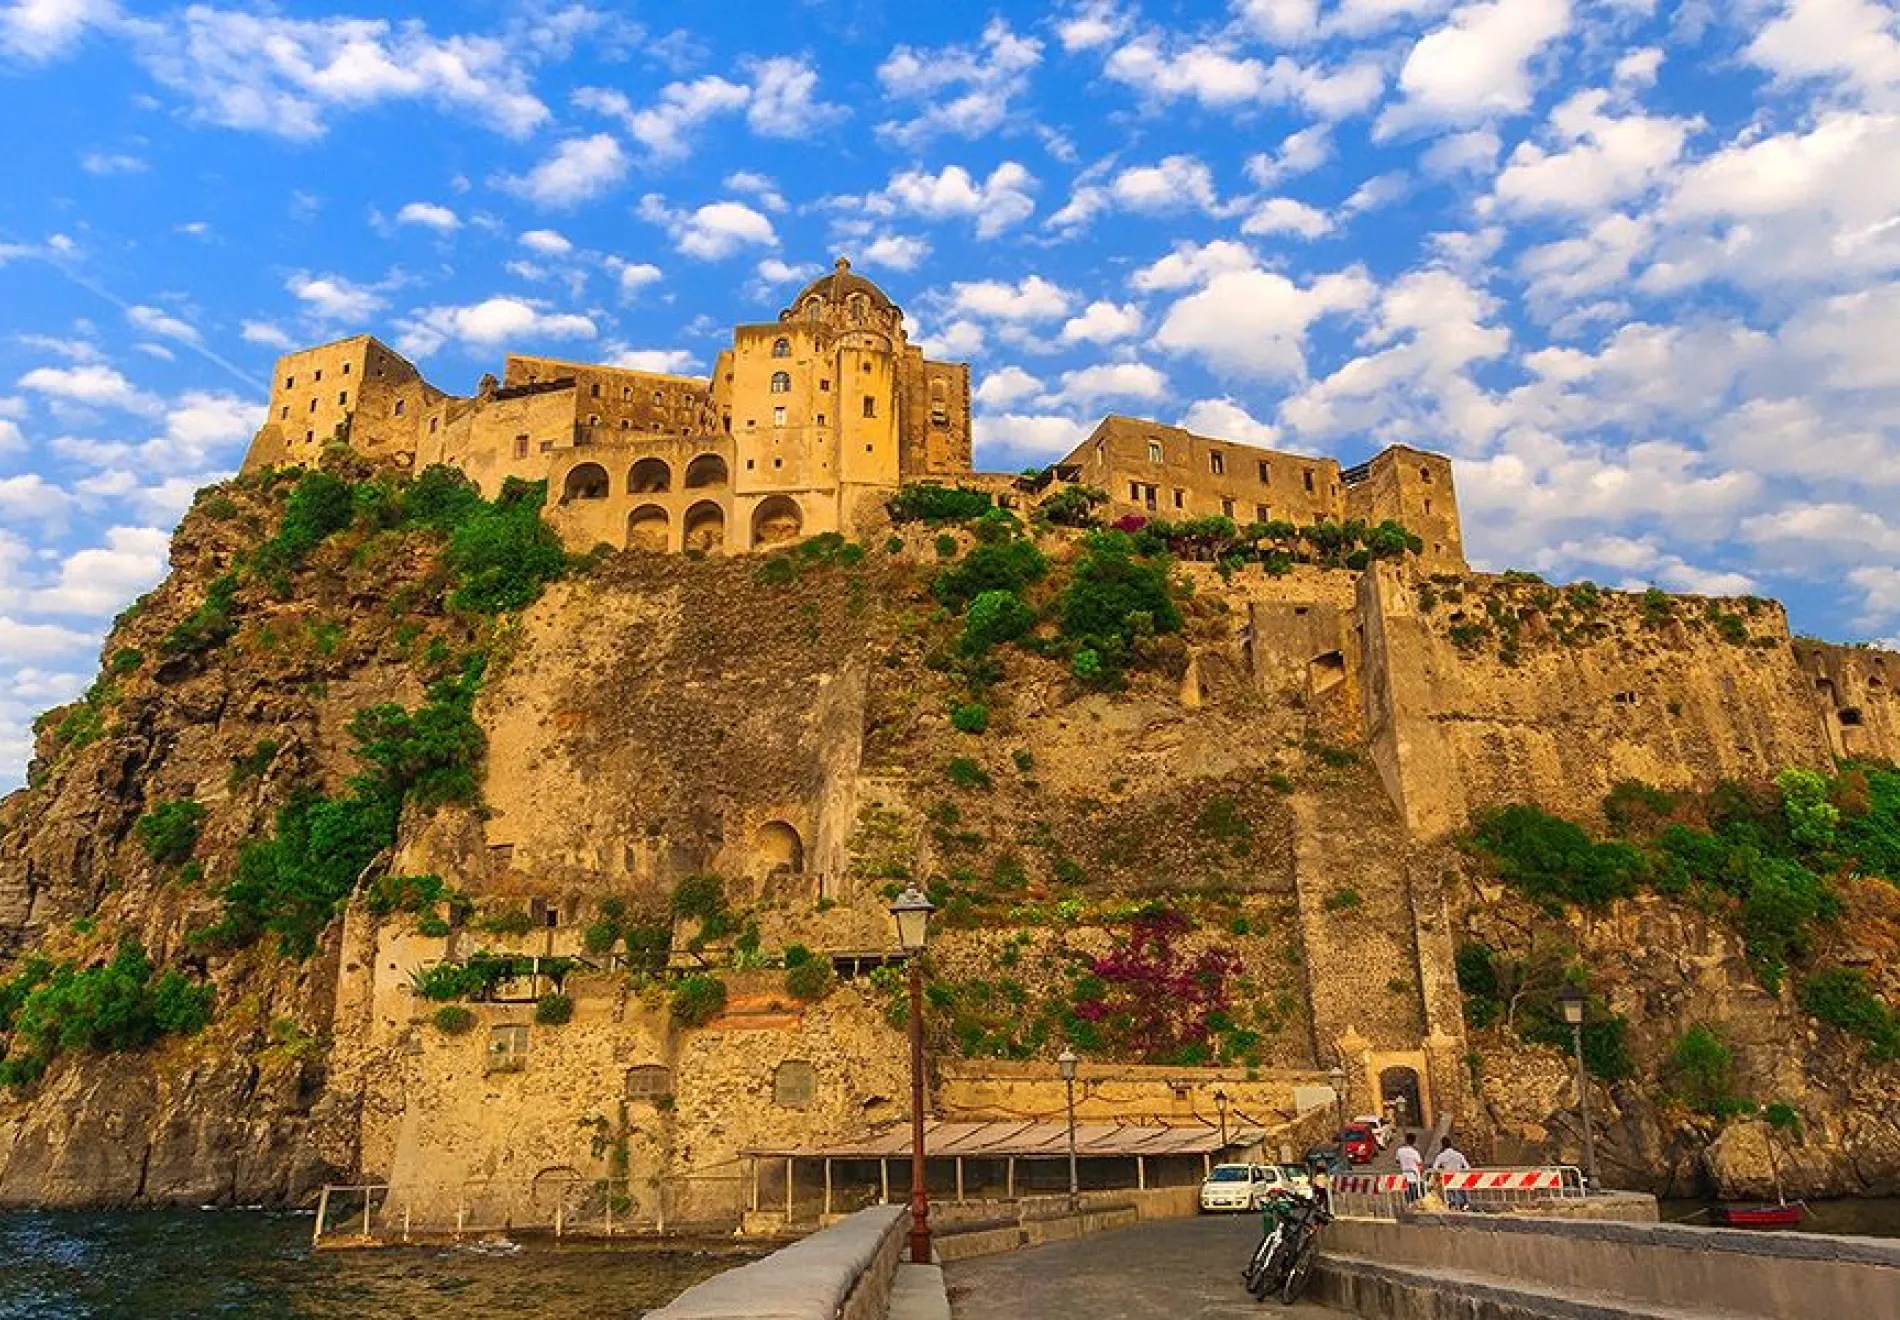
[1249,1233,1291,1300]
[1242,1228,1275,1284]
[1279,1234,1318,1305]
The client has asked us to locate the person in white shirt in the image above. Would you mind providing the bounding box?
[1394,1132,1423,1202]
[1432,1135,1472,1208]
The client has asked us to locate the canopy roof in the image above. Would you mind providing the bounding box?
[747,1119,1266,1161]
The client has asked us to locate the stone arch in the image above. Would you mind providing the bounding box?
[683,500,726,554]
[1378,1065,1426,1132]
[685,453,730,489]
[755,820,804,875]
[774,1059,817,1109]
[562,462,609,502]
[751,495,803,548]
[770,370,792,394]
[627,503,669,552]
[629,457,672,494]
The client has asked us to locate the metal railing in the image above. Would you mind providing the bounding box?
[311,1174,743,1247]
[1325,1166,1586,1221]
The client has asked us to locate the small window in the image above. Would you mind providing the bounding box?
[393,399,405,417]
[338,391,348,405]
[774,406,787,427]
[284,375,294,389]
[770,371,791,394]
[589,382,600,398]
[1258,461,1270,484]
[1173,490,1184,509]
[772,337,791,358]
[1129,481,1140,501]
[746,458,756,470]
[1148,440,1163,463]
[862,395,876,418]
[514,434,529,459]
[1256,504,1269,522]
[621,419,631,430]
[653,390,663,405]
[280,405,289,420]
[623,385,632,401]
[487,1024,529,1074]
[588,413,600,426]
[342,362,351,375]
[774,457,783,468]
[819,378,830,392]
[430,417,439,434]
[1304,470,1315,493]
[816,413,826,426]
[1222,498,1235,518]
[1420,466,1432,483]
[305,430,314,443]
[314,369,323,382]
[862,361,872,372]
[1210,451,1224,476]
[1425,499,1433,515]
[540,440,554,453]
[309,398,318,413]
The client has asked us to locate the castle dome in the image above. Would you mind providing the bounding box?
[787,258,896,316]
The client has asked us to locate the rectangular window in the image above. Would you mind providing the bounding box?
[539,439,553,453]
[1144,485,1158,511]
[1258,461,1270,484]
[514,434,529,459]
[429,417,439,434]
[309,398,318,413]
[1173,489,1184,509]
[819,378,830,391]
[1303,470,1315,493]
[862,395,876,418]
[1221,498,1235,518]
[284,376,294,389]
[1257,504,1270,522]
[280,405,289,420]
[816,413,826,426]
[773,406,787,427]
[338,391,348,405]
[1210,450,1225,476]
[1148,440,1163,463]
[314,369,322,382]
[1425,499,1433,515]
[1129,481,1141,501]
[341,362,351,375]
[393,399,405,416]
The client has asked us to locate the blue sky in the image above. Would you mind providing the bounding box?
[2,0,1899,787]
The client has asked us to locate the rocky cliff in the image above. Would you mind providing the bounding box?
[1,458,1897,1209]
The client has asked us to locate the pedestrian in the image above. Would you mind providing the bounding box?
[1394,1131,1423,1203]
[1433,1134,1472,1209]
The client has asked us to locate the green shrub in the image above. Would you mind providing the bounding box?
[432,1005,477,1035]
[1039,484,1107,528]
[934,532,959,559]
[134,800,206,866]
[1059,532,1181,660]
[951,702,990,735]
[946,757,992,790]
[670,975,728,1027]
[889,484,993,524]
[0,940,213,1088]
[1467,805,1643,908]
[785,957,835,1002]
[252,470,357,579]
[363,873,447,918]
[1455,942,1503,1029]
[109,648,144,676]
[1799,967,1900,1060]
[934,537,1049,610]
[227,738,281,787]
[1070,648,1104,682]
[478,907,535,936]
[445,478,567,614]
[160,573,240,657]
[535,993,574,1026]
[960,589,1037,655]
[1664,1024,1751,1119]
[671,874,726,921]
[1322,888,1362,913]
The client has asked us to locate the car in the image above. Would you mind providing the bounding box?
[1353,1114,1394,1148]
[1278,1164,1312,1191]
[1338,1125,1379,1165]
[1199,1163,1295,1212]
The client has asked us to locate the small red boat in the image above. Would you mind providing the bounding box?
[1708,1202,1806,1229]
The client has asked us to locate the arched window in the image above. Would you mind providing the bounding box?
[562,463,609,502]
[685,454,729,489]
[771,337,791,358]
[751,495,803,548]
[629,457,672,494]
[770,371,791,394]
[684,501,726,555]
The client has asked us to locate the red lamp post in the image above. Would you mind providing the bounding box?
[891,884,936,1263]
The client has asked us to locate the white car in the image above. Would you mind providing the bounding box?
[1198,1163,1295,1213]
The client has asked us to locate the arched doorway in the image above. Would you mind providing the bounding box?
[683,500,726,554]
[684,453,729,488]
[562,462,609,502]
[627,504,669,552]
[755,821,804,875]
[629,457,671,494]
[751,495,803,548]
[1379,1066,1426,1135]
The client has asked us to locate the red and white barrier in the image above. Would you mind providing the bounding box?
[1332,1173,1409,1195]
[1436,1168,1564,1192]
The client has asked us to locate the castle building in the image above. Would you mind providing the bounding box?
[243,260,1462,568]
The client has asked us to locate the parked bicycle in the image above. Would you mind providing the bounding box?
[1241,1185,1334,1304]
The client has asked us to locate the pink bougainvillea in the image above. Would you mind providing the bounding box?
[1073,907,1238,1064]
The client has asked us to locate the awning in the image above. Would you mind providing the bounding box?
[746,1120,1267,1161]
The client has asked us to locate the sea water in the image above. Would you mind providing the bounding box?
[0,1208,742,1319]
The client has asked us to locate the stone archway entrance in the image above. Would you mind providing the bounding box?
[1379,1065,1427,1133]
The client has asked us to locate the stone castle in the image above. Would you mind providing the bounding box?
[248,258,1465,573]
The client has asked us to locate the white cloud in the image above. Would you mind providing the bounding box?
[1246,126,1333,186]
[973,365,1043,407]
[1180,397,1281,446]
[18,363,160,413]
[0,615,94,661]
[745,56,847,137]
[638,196,778,261]
[1060,300,1143,344]
[1155,266,1376,378]
[29,527,171,616]
[126,9,551,140]
[0,0,112,62]
[973,412,1091,463]
[499,133,628,208]
[80,151,147,175]
[864,162,1039,240]
[946,275,1074,322]
[397,297,597,357]
[756,257,820,288]
[577,58,842,159]
[862,234,931,272]
[1058,1,1131,51]
[1378,0,1575,137]
[1421,127,1502,176]
[877,18,1043,146]
[1110,155,1220,213]
[612,260,664,296]
[1130,239,1259,292]
[606,348,699,374]
[724,170,786,211]
[1493,90,1696,213]
[0,472,75,524]
[1242,197,1334,239]
[288,272,385,322]
[1103,34,1384,119]
[126,304,200,344]
[241,320,294,349]
[915,320,986,359]
[1047,185,1108,234]
[1745,0,1900,107]
[1053,362,1169,406]
[395,201,460,232]
[520,228,573,256]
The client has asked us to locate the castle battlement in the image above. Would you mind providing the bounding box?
[242,260,1464,566]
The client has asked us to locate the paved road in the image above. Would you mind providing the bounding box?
[943,1214,1343,1320]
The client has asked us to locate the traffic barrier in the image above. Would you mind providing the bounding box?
[1324,1166,1584,1222]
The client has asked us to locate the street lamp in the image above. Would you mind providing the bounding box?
[1560,983,1601,1193]
[891,884,936,1262]
[1214,1088,1230,1151]
[1057,1046,1080,1211]
[1326,1066,1346,1134]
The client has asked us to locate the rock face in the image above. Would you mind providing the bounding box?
[2,470,1898,1211]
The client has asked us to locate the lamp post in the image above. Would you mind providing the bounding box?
[1214,1088,1230,1152]
[1560,983,1601,1193]
[891,884,936,1262]
[1057,1046,1080,1211]
[1326,1066,1346,1135]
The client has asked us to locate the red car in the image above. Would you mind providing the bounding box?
[1339,1124,1378,1165]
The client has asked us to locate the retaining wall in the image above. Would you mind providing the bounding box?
[1317,1213,1900,1320]
[649,1204,906,1320]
